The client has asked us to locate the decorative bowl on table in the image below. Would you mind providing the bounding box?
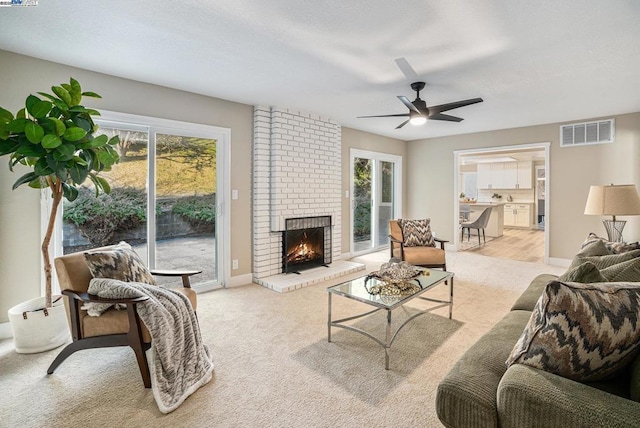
[365,261,425,295]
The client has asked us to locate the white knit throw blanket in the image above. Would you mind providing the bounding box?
[88,278,214,413]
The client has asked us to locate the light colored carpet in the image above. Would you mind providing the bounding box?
[0,251,565,427]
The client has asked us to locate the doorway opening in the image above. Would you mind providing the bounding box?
[453,143,550,264]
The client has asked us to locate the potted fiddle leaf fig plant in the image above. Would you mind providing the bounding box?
[0,77,119,353]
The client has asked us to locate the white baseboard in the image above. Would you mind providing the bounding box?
[549,257,571,268]
[0,321,13,340]
[227,273,253,288]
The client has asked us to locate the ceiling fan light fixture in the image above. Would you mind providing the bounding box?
[409,115,427,126]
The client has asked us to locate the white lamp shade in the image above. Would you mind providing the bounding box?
[584,184,640,216]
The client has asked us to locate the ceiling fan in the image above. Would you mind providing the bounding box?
[358,81,483,129]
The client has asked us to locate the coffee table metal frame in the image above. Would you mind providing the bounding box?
[327,269,453,370]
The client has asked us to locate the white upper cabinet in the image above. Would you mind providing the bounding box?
[477,163,505,189]
[478,161,532,189]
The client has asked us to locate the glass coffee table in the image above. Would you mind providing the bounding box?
[327,268,453,370]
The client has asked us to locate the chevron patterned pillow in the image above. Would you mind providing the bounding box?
[398,218,435,247]
[507,280,640,382]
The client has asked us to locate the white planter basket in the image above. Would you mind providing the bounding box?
[8,295,70,354]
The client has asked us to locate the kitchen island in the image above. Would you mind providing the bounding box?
[460,202,505,238]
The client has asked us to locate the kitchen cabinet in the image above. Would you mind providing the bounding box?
[478,161,532,189]
[477,163,505,189]
[504,203,531,228]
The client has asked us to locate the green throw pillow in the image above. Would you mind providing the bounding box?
[601,257,640,282]
[578,238,612,257]
[558,262,607,283]
[567,249,640,272]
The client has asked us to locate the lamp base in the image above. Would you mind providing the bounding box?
[602,219,626,242]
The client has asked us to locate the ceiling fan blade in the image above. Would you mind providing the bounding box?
[429,113,463,122]
[394,57,418,80]
[395,119,410,129]
[357,113,410,118]
[429,98,484,114]
[398,96,421,114]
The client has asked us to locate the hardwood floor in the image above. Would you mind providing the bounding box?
[460,227,545,264]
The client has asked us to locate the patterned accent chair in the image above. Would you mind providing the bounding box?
[389,219,448,271]
[47,243,201,388]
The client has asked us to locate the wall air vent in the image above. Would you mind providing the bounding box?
[560,119,614,147]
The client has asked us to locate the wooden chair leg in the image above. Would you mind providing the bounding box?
[477,229,481,246]
[482,228,486,243]
[126,306,151,388]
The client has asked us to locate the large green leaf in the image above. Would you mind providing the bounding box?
[108,135,120,146]
[25,122,44,143]
[16,108,26,119]
[46,117,66,136]
[71,115,92,132]
[25,95,40,114]
[96,149,117,167]
[38,93,69,112]
[16,143,45,157]
[0,107,14,123]
[41,134,62,149]
[29,100,53,119]
[51,86,72,106]
[46,153,66,170]
[27,177,47,189]
[34,158,54,176]
[68,161,89,184]
[91,134,108,147]
[63,127,87,141]
[81,91,102,98]
[69,78,82,105]
[62,182,79,201]
[12,171,39,190]
[0,122,9,140]
[7,118,30,133]
[0,139,19,156]
[56,143,75,158]
[95,175,110,194]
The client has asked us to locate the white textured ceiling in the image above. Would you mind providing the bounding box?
[1,1,639,141]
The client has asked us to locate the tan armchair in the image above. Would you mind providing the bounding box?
[47,244,201,388]
[389,220,448,271]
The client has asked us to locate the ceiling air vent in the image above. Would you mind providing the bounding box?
[560,119,614,147]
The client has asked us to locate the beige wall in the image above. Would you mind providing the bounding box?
[0,50,254,322]
[406,112,640,260]
[340,127,407,255]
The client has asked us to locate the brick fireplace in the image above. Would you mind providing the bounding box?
[252,106,364,292]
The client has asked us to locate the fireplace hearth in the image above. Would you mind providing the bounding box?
[283,216,332,274]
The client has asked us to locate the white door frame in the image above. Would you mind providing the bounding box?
[452,142,551,264]
[349,148,403,256]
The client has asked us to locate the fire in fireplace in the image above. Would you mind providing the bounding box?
[282,216,332,274]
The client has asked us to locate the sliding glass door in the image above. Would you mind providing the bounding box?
[55,113,229,291]
[350,149,402,255]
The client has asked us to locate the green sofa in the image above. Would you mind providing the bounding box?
[435,273,640,428]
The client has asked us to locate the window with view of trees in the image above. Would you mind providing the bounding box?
[59,116,226,290]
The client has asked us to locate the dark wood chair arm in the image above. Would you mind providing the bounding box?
[150,269,202,288]
[389,236,404,244]
[434,237,449,250]
[62,289,149,304]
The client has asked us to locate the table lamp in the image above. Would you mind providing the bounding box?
[584,184,640,242]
